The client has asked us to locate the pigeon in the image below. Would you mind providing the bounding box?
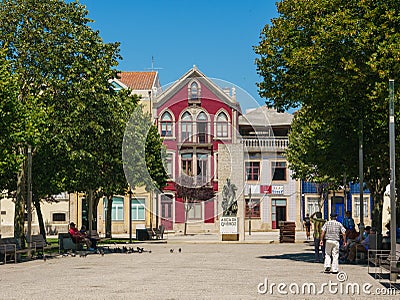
[170,249,174,253]
[100,249,104,256]
[178,248,181,253]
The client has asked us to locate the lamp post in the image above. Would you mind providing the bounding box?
[248,188,252,236]
[0,190,5,238]
[27,145,32,257]
[358,119,364,239]
[128,187,132,244]
[389,79,397,282]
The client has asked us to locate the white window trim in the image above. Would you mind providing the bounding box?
[159,109,176,139]
[353,195,369,218]
[131,198,146,221]
[214,109,231,140]
[165,151,175,181]
[187,79,202,100]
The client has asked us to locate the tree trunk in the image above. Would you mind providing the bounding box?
[106,195,113,238]
[14,146,26,246]
[33,196,46,239]
[92,194,100,232]
[184,201,188,235]
[87,189,93,232]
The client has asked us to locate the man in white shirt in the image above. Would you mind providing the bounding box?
[320,212,347,274]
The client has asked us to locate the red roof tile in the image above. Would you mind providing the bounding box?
[118,71,157,90]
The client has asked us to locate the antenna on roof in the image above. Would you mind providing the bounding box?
[146,56,163,72]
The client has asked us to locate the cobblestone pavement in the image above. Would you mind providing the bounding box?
[0,233,399,299]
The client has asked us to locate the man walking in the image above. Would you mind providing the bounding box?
[320,212,346,274]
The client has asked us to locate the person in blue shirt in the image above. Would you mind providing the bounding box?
[342,211,355,230]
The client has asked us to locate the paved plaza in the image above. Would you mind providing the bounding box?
[1,232,399,299]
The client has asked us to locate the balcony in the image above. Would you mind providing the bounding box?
[178,134,213,149]
[240,136,289,152]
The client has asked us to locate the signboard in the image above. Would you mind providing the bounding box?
[220,217,238,234]
[272,185,284,194]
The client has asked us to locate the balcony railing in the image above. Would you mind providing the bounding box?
[240,136,289,151]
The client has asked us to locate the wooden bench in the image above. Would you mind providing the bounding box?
[58,233,84,253]
[26,234,53,257]
[154,225,165,240]
[87,230,110,248]
[0,237,29,264]
[146,225,165,240]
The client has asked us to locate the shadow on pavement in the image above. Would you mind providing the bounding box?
[366,272,400,290]
[257,250,316,263]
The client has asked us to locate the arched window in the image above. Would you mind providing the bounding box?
[181,112,193,142]
[190,82,199,100]
[197,112,208,143]
[160,112,173,137]
[216,112,229,137]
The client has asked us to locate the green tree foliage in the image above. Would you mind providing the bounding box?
[123,105,168,192]
[145,124,167,192]
[0,0,131,239]
[255,0,400,229]
[0,48,23,190]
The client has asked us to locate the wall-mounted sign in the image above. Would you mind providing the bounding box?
[261,185,272,194]
[220,217,238,234]
[272,185,284,194]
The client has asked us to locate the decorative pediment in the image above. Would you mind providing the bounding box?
[154,66,240,111]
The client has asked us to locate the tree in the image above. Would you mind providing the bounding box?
[145,124,168,192]
[0,47,23,191]
[0,0,122,241]
[175,175,215,235]
[255,0,400,230]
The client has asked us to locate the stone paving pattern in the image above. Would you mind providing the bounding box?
[0,232,398,299]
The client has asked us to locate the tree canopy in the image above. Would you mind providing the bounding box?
[0,0,166,239]
[255,0,400,227]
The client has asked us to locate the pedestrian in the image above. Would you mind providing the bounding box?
[303,213,311,240]
[320,212,346,274]
[310,211,326,262]
[342,211,355,230]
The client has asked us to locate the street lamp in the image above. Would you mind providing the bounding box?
[389,79,397,282]
[248,188,252,236]
[0,190,6,238]
[128,186,133,244]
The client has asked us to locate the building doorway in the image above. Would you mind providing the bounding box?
[160,194,174,230]
[272,199,287,229]
[331,196,345,223]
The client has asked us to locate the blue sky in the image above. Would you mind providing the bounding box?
[79,0,279,111]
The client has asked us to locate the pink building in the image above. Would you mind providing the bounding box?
[153,66,241,232]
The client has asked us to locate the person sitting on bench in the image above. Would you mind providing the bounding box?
[347,226,372,262]
[69,222,92,250]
